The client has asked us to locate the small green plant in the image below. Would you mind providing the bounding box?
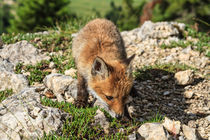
[0,89,13,102]
[40,97,104,139]
[141,112,165,124]
[1,32,43,44]
[1,31,72,52]
[51,54,76,74]
[15,61,50,85]
[40,97,141,139]
[40,96,165,139]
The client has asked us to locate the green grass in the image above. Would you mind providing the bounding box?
[1,29,72,53]
[69,0,140,17]
[160,26,210,57]
[133,63,197,81]
[0,89,13,103]
[15,61,50,85]
[15,54,76,85]
[0,18,90,52]
[40,96,164,139]
[40,97,123,139]
[51,54,76,74]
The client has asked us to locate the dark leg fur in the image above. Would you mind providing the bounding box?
[130,86,138,97]
[75,72,89,108]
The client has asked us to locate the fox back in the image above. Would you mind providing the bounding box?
[72,19,135,117]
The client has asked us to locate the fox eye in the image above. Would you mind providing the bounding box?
[106,96,113,100]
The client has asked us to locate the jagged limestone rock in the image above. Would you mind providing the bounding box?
[43,73,78,101]
[0,88,70,140]
[0,40,50,65]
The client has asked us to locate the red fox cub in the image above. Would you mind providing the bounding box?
[72,19,135,118]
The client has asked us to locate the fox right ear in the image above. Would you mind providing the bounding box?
[127,54,135,65]
[91,57,109,79]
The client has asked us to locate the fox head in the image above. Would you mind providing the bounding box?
[89,54,135,118]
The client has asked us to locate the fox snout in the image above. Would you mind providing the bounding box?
[110,101,125,118]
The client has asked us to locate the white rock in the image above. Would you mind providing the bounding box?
[138,123,167,140]
[175,70,194,85]
[49,62,55,69]
[94,109,109,134]
[205,115,210,122]
[128,131,137,140]
[43,73,77,99]
[137,21,182,41]
[179,53,190,61]
[162,117,181,135]
[127,105,136,117]
[51,68,58,73]
[0,41,50,65]
[0,88,70,140]
[66,97,75,104]
[94,99,111,116]
[178,136,185,140]
[64,68,77,77]
[184,90,194,98]
[0,70,29,93]
[0,58,14,72]
[182,125,198,140]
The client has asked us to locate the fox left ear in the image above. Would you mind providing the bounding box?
[126,54,135,65]
[91,57,109,79]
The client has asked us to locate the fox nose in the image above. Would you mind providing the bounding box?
[116,114,122,119]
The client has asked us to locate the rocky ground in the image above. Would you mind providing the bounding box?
[0,21,209,140]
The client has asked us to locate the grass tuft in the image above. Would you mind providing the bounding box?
[0,89,13,103]
[40,97,164,139]
[15,61,50,85]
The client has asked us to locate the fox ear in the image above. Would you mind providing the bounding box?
[126,54,135,77]
[91,57,109,79]
[127,54,135,65]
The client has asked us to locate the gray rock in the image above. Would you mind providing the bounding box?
[0,58,14,72]
[182,125,198,140]
[0,69,29,93]
[205,115,210,122]
[184,90,194,98]
[0,41,50,65]
[48,62,55,69]
[182,46,192,54]
[179,53,190,61]
[138,123,168,140]
[0,57,29,93]
[161,75,170,80]
[174,70,194,85]
[163,91,170,96]
[64,68,77,77]
[128,131,141,140]
[0,88,70,140]
[137,21,183,41]
[94,109,109,134]
[43,73,78,100]
[94,99,112,116]
[178,136,185,140]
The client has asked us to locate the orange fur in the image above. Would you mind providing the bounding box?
[72,19,134,116]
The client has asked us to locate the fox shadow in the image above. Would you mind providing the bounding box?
[129,68,207,138]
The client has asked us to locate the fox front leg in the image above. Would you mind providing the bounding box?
[75,73,89,108]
